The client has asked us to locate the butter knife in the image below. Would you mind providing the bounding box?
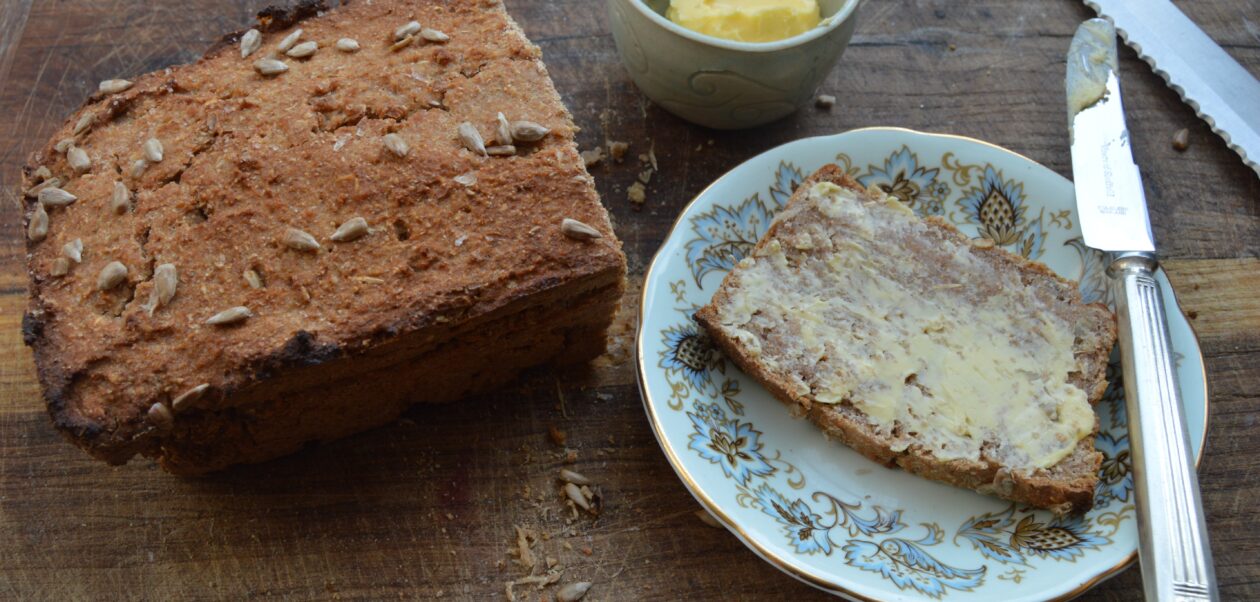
[1066,19,1218,602]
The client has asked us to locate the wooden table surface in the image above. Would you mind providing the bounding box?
[2,0,1258,600]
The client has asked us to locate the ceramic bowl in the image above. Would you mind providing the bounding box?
[607,0,861,130]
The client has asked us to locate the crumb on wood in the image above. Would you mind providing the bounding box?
[628,182,646,206]
[580,147,604,167]
[607,141,629,163]
[815,94,836,110]
[549,425,567,446]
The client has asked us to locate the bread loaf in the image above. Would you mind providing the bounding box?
[21,0,626,474]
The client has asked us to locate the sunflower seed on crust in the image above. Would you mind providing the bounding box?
[457,122,486,156]
[150,263,178,313]
[99,79,133,95]
[383,133,410,157]
[240,29,262,58]
[243,269,264,289]
[510,121,550,143]
[331,217,369,242]
[171,383,210,412]
[63,238,83,263]
[111,181,131,214]
[67,147,91,174]
[453,172,477,187]
[25,177,62,199]
[38,187,77,207]
[335,38,360,52]
[277,28,303,53]
[50,257,70,277]
[395,20,421,41]
[31,166,52,183]
[284,227,321,252]
[27,204,48,242]
[54,138,75,154]
[73,113,94,136]
[495,112,513,145]
[285,40,318,58]
[560,218,602,241]
[131,159,148,178]
[207,306,252,326]
[420,28,449,43]
[143,138,164,163]
[486,145,516,157]
[254,58,288,76]
[563,482,591,511]
[390,35,416,52]
[97,261,128,291]
[556,582,593,602]
[147,402,174,430]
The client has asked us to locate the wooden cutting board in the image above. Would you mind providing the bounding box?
[1,0,1258,599]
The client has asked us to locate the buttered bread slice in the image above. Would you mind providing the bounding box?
[695,165,1116,513]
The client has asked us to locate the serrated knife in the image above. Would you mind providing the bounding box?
[1066,19,1219,602]
[1085,0,1260,177]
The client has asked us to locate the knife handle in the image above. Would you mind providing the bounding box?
[1109,252,1218,602]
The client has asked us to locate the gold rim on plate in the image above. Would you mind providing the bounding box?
[634,126,1210,601]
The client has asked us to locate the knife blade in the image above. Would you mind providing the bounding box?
[1085,0,1260,177]
[1066,19,1219,602]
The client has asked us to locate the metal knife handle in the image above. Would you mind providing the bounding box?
[1109,252,1218,602]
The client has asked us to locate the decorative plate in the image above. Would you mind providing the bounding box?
[635,128,1207,601]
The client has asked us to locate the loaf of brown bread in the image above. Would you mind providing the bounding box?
[21,0,626,474]
[695,166,1115,513]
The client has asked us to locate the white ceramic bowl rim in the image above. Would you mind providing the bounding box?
[627,0,862,53]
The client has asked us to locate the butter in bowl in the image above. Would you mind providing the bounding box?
[607,0,861,129]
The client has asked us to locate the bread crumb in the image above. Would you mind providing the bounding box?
[627,182,646,205]
[1172,128,1190,151]
[637,169,653,185]
[607,141,629,163]
[549,425,567,446]
[815,94,836,110]
[580,147,604,167]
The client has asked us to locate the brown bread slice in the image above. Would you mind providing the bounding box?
[695,165,1116,513]
[21,0,626,474]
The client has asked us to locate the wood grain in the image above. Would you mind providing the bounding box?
[1,0,1258,600]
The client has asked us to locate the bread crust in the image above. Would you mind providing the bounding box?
[696,165,1115,513]
[22,0,627,471]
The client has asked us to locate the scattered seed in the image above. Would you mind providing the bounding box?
[171,383,209,412]
[131,159,148,178]
[38,187,77,207]
[559,468,592,485]
[510,121,550,142]
[150,263,178,313]
[420,28,449,43]
[54,138,75,154]
[99,79,133,95]
[332,217,369,242]
[454,172,477,187]
[240,28,262,58]
[395,20,421,40]
[31,166,52,183]
[495,112,513,145]
[556,582,593,602]
[63,238,83,263]
[1172,128,1190,151]
[207,306,252,326]
[563,482,590,511]
[143,138,164,163]
[285,40,318,58]
[67,146,91,173]
[696,509,723,528]
[243,269,264,289]
[458,122,486,156]
[560,218,602,241]
[390,34,415,52]
[97,261,128,291]
[335,37,360,52]
[254,58,289,76]
[486,145,516,157]
[383,133,410,157]
[815,94,836,109]
[27,204,48,242]
[580,147,604,168]
[147,402,174,430]
[277,28,303,53]
[50,257,70,277]
[73,113,94,136]
[111,181,131,214]
[284,227,321,252]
